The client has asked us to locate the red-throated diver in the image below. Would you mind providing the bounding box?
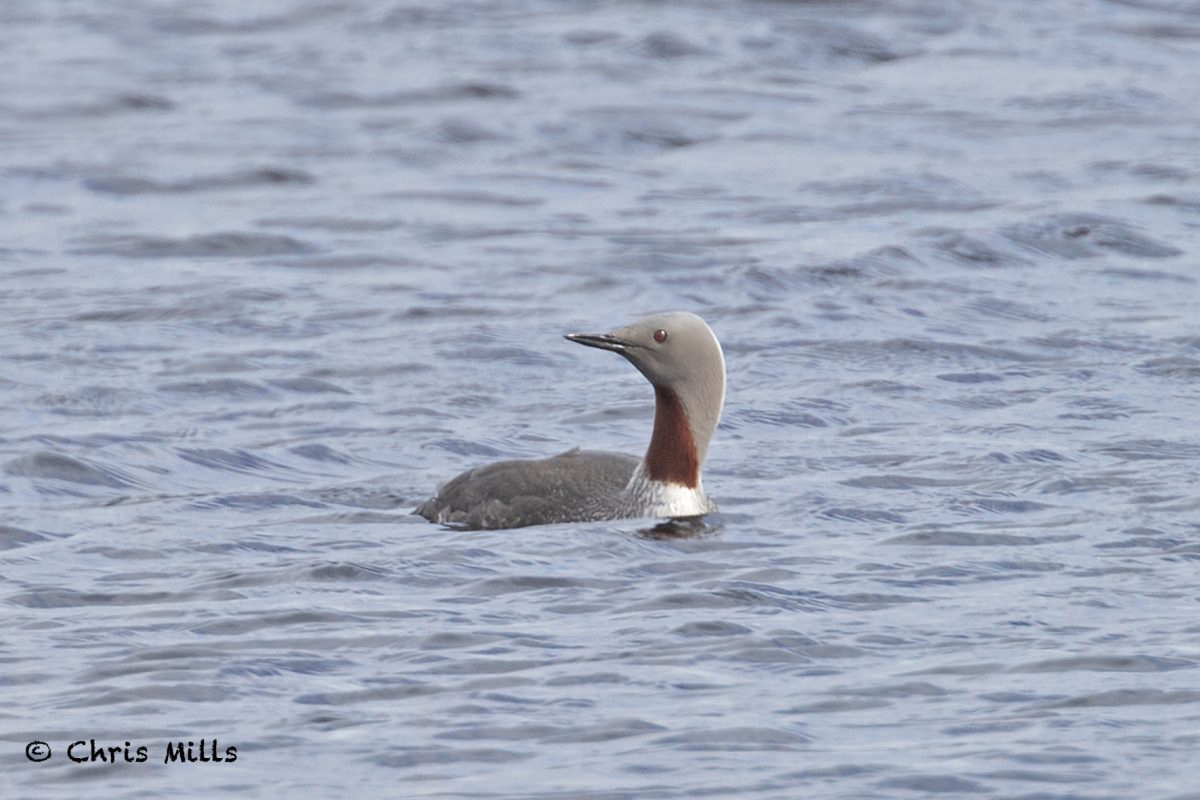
[415,311,725,530]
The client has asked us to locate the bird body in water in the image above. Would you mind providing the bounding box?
[415,311,725,530]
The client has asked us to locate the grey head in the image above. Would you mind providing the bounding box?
[565,311,725,485]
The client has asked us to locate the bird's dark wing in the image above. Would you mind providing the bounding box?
[415,448,639,530]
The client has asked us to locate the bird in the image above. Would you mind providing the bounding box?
[415,311,725,530]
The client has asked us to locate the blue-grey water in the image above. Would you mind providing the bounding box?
[4,1,1200,797]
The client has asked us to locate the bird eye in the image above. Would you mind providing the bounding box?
[653,329,668,343]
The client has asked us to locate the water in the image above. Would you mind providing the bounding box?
[3,1,1200,797]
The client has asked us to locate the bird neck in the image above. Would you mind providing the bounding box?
[642,386,704,488]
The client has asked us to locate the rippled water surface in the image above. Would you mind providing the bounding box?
[4,1,1200,797]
